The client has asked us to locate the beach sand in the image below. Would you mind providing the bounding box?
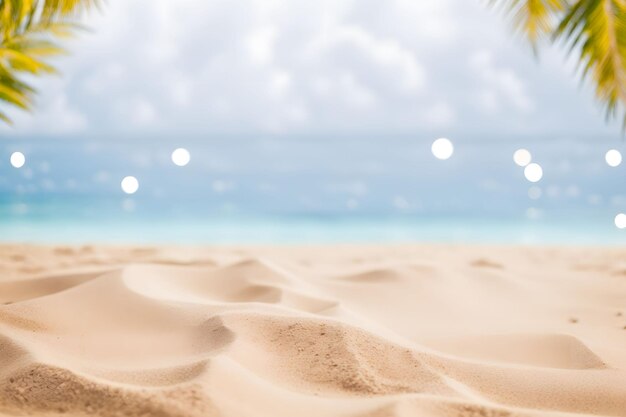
[0,244,625,417]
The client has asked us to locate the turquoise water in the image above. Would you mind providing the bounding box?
[1,135,625,245]
[2,215,622,245]
[0,198,623,245]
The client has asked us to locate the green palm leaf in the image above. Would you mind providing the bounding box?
[554,0,626,126]
[0,0,95,124]
[491,0,568,48]
[491,0,626,129]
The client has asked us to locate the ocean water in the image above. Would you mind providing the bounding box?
[0,196,623,245]
[1,216,623,245]
[1,135,625,245]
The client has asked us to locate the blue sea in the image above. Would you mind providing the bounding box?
[1,134,625,245]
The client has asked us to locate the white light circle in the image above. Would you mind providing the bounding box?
[524,163,543,183]
[10,152,25,168]
[513,149,532,167]
[122,198,136,212]
[526,207,542,220]
[171,148,190,167]
[121,176,139,194]
[431,138,454,160]
[528,186,542,200]
[615,213,626,229]
[605,149,622,167]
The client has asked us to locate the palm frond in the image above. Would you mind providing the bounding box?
[0,110,12,123]
[554,0,626,126]
[0,64,35,111]
[490,0,568,48]
[490,0,626,130]
[0,0,96,124]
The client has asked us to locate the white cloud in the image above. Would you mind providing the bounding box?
[127,97,158,126]
[36,94,87,133]
[83,63,126,96]
[268,69,293,99]
[469,50,534,114]
[3,0,609,136]
[421,101,455,128]
[337,72,377,109]
[0,82,87,134]
[393,0,458,42]
[246,26,277,65]
[169,74,193,107]
[495,69,533,112]
[474,89,499,114]
[50,0,434,133]
[310,25,425,94]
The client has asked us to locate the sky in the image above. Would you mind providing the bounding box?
[0,0,622,138]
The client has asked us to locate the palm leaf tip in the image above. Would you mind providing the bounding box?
[491,0,568,48]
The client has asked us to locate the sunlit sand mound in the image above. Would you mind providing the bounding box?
[0,269,109,305]
[224,314,461,397]
[1,244,625,417]
[423,333,607,369]
[333,268,408,284]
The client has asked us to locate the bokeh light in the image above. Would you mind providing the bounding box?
[10,151,25,168]
[122,199,136,212]
[605,149,622,167]
[431,138,454,160]
[615,213,626,229]
[528,186,542,200]
[171,148,191,167]
[524,163,543,183]
[513,149,532,167]
[121,176,139,194]
[525,207,542,220]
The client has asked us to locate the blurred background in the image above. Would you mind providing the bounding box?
[0,0,624,244]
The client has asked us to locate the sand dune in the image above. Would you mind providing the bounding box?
[1,245,625,417]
